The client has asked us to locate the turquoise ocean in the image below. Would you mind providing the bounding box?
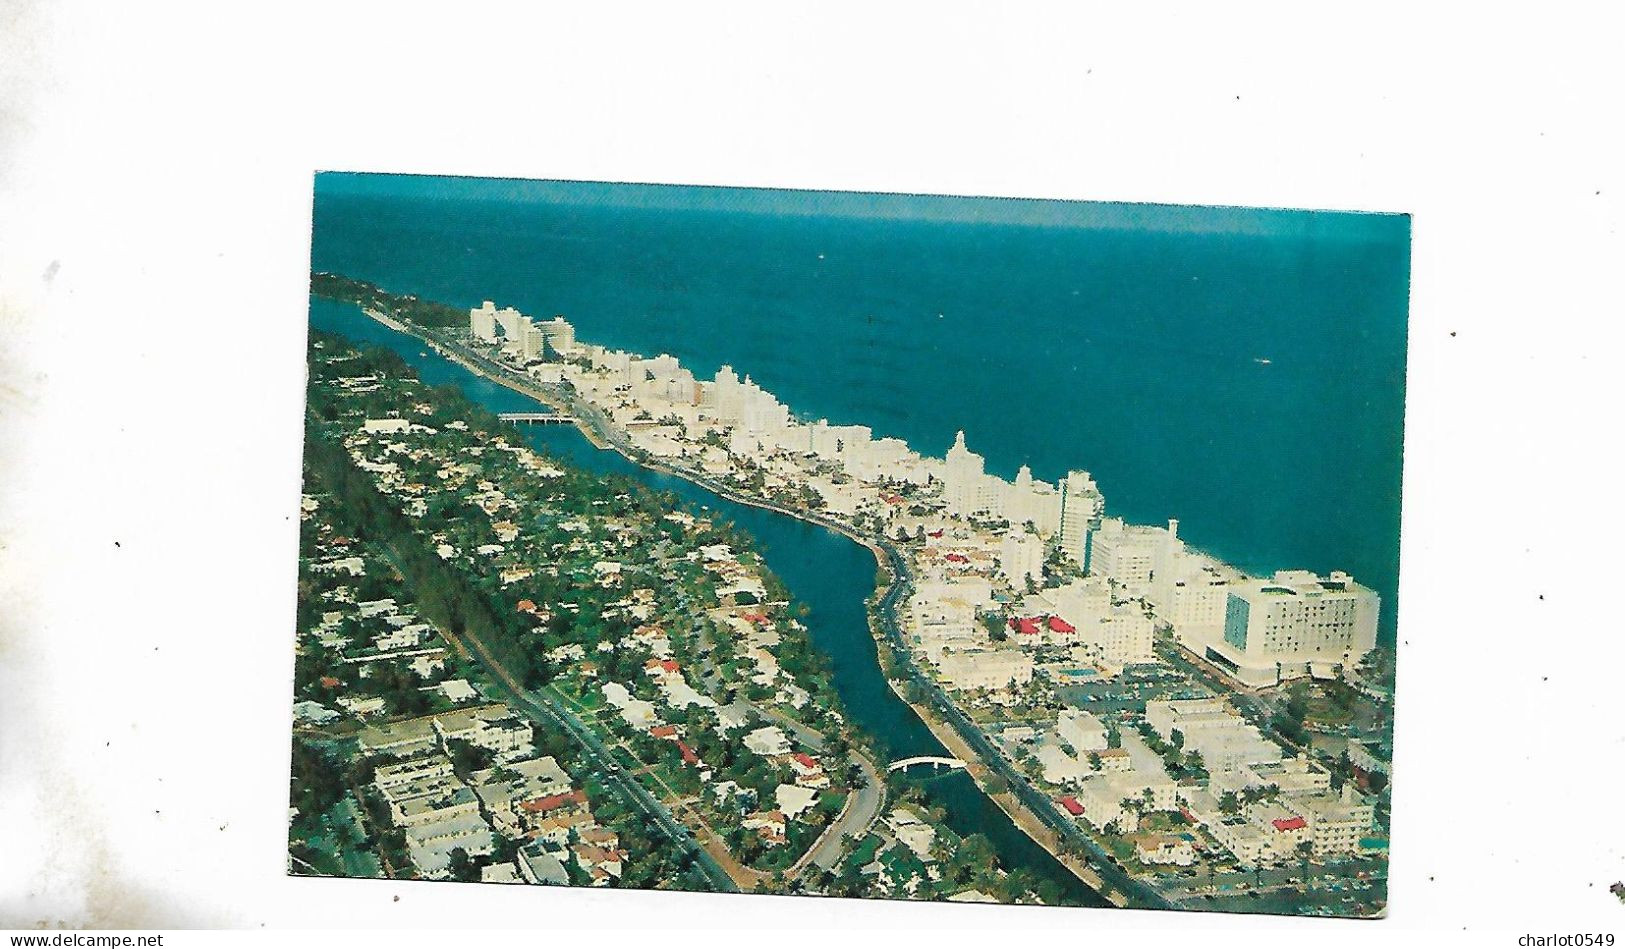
[309,174,1410,644]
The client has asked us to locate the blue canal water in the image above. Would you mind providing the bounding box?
[310,297,1108,905]
[309,175,1410,643]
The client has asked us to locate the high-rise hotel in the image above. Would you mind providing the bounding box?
[1207,569,1380,685]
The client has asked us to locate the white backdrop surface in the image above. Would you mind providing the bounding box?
[1,1,1622,940]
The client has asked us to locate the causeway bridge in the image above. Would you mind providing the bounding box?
[886,755,968,774]
[497,412,572,425]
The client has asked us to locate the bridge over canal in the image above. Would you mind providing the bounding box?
[886,755,968,774]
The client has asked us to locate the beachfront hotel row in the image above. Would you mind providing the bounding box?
[467,300,1381,692]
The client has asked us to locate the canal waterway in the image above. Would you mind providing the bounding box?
[310,296,1108,906]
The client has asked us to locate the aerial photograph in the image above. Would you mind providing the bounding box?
[288,174,1408,916]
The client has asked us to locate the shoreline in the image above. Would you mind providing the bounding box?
[353,303,1127,906]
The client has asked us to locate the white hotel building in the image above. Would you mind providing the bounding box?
[1206,569,1380,686]
[470,300,498,340]
[470,301,577,362]
[1087,516,1168,597]
[1057,469,1104,565]
[942,431,1003,519]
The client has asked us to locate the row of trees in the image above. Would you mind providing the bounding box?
[311,272,468,328]
[302,432,543,691]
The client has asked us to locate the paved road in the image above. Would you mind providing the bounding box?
[798,753,883,877]
[867,538,1171,910]
[1159,854,1387,899]
[410,323,1386,908]
[415,324,1156,900]
[428,592,739,893]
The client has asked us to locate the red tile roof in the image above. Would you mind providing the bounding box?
[516,599,537,613]
[572,844,623,866]
[649,725,678,739]
[1010,617,1042,636]
[944,553,969,564]
[1272,816,1307,832]
[1057,796,1085,816]
[519,789,587,814]
[791,752,818,769]
[741,612,769,624]
[677,740,699,766]
[1047,616,1076,634]
[927,530,944,538]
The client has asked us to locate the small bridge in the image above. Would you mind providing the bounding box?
[498,412,571,425]
[886,755,968,774]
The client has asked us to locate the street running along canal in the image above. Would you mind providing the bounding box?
[310,296,1108,906]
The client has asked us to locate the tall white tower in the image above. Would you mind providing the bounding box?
[469,301,498,341]
[1058,469,1104,564]
[943,431,985,516]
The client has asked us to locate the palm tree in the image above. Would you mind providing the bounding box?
[1119,797,1144,831]
[1296,840,1316,889]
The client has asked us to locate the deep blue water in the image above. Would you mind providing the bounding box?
[310,296,1107,905]
[309,175,1409,643]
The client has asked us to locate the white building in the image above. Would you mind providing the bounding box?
[1287,786,1375,857]
[1035,742,1092,786]
[1044,579,1155,667]
[494,306,527,341]
[1056,708,1109,753]
[1070,771,1179,831]
[1057,470,1104,564]
[1087,517,1169,596]
[1210,753,1332,799]
[774,783,819,819]
[1078,605,1156,667]
[941,431,1004,519]
[405,812,496,878]
[1145,698,1283,773]
[711,366,744,423]
[470,300,498,341]
[1153,563,1240,649]
[908,592,986,654]
[1050,576,1111,627]
[743,725,792,757]
[601,682,660,730]
[890,809,938,861]
[535,316,575,353]
[997,528,1044,589]
[932,648,1034,691]
[1003,465,1063,536]
[593,348,635,386]
[1210,570,1380,686]
[915,577,995,610]
[1134,834,1197,866]
[522,323,547,360]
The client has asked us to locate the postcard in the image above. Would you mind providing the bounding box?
[289,174,1407,916]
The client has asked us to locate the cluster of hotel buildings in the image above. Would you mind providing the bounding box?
[1037,696,1376,865]
[468,302,1382,691]
[457,302,1386,871]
